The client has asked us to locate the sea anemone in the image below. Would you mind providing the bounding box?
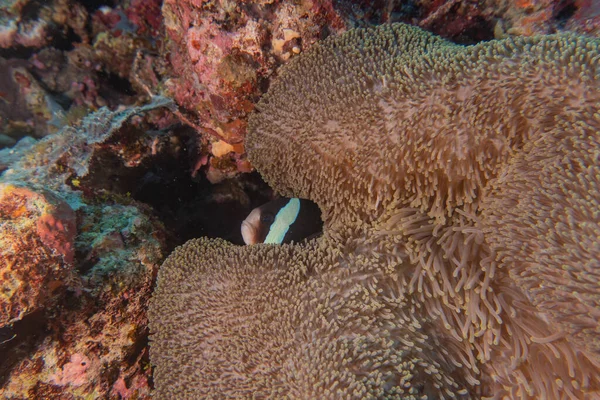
[149,23,600,398]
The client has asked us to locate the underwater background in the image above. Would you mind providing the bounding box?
[1,0,599,398]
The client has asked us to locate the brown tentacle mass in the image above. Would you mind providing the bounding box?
[150,23,600,399]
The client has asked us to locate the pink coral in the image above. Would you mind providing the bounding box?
[51,353,94,386]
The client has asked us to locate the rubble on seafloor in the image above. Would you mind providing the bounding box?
[0,0,598,398]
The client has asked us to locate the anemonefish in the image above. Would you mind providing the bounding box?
[241,197,323,245]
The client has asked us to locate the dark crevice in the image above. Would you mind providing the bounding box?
[50,92,75,111]
[333,0,422,27]
[554,0,577,29]
[0,311,48,388]
[51,26,81,52]
[20,0,44,20]
[131,160,273,248]
[449,17,495,44]
[79,0,116,13]
[97,71,137,97]
[81,125,273,251]
[0,47,39,60]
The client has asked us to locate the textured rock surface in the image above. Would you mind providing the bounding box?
[0,183,76,328]
[161,0,346,138]
[0,101,172,399]
[0,202,163,399]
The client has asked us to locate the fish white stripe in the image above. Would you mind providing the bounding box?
[264,198,300,244]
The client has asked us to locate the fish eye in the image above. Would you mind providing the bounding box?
[260,212,275,224]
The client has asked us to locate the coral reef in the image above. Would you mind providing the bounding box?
[1,96,175,196]
[1,0,599,398]
[481,0,600,37]
[159,0,349,180]
[0,58,65,142]
[0,99,173,399]
[0,93,273,398]
[149,23,600,398]
[162,0,346,122]
[0,0,163,147]
[565,0,600,36]
[1,0,597,174]
[0,201,163,399]
[0,0,87,50]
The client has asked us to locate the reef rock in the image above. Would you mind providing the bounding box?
[0,183,76,328]
[0,98,174,399]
